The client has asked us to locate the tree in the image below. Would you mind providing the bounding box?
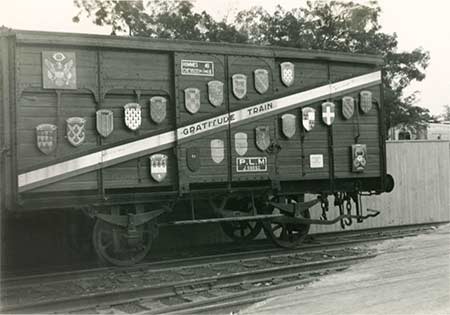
[73,0,247,41]
[73,0,431,132]
[441,105,450,121]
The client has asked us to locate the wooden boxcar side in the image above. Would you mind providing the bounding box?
[1,30,386,212]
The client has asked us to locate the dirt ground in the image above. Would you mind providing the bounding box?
[241,224,450,315]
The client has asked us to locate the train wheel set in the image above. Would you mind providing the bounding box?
[80,192,382,266]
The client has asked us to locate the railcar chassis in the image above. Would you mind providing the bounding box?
[80,182,390,266]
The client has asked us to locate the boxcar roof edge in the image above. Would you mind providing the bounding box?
[5,28,384,66]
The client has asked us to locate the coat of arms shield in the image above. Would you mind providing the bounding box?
[255,126,271,151]
[302,107,316,131]
[234,132,248,156]
[322,102,336,126]
[360,90,372,113]
[352,144,367,173]
[124,103,142,131]
[254,69,269,94]
[186,147,201,172]
[232,74,247,100]
[150,154,168,182]
[36,124,57,155]
[281,114,296,138]
[185,88,201,114]
[342,96,355,120]
[96,109,114,138]
[208,81,224,107]
[42,51,76,89]
[210,139,225,164]
[66,117,86,147]
[280,62,294,87]
[150,96,167,124]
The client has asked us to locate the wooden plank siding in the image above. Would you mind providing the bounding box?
[274,104,330,180]
[6,29,387,210]
[329,62,381,180]
[175,53,229,188]
[332,84,381,179]
[309,141,450,233]
[15,45,177,193]
[15,47,384,193]
[273,60,329,181]
[230,117,276,182]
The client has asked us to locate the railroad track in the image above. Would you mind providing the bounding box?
[0,223,444,314]
[2,222,439,282]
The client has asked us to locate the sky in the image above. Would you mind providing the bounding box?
[1,0,449,115]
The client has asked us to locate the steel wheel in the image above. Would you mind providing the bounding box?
[220,220,262,242]
[262,198,311,249]
[92,219,153,266]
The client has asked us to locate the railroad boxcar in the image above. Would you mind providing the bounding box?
[0,28,394,265]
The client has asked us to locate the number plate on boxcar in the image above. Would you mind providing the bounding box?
[181,60,214,76]
[236,157,267,172]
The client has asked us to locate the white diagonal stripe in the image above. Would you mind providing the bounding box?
[18,71,380,191]
[18,131,175,191]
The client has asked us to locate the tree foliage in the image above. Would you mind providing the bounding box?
[73,0,246,41]
[435,105,450,122]
[73,0,431,132]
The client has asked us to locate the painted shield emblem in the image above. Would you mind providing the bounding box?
[255,126,271,151]
[360,90,372,113]
[234,132,248,156]
[150,154,168,182]
[186,147,201,172]
[96,110,114,138]
[208,81,224,107]
[280,62,294,87]
[254,69,269,94]
[342,96,355,120]
[185,88,201,114]
[352,144,367,173]
[36,124,57,155]
[210,139,225,164]
[42,51,76,89]
[302,107,316,131]
[124,103,142,131]
[66,117,86,147]
[150,96,167,124]
[232,74,247,100]
[322,102,336,126]
[281,114,296,138]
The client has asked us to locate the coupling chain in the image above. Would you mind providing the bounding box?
[320,198,329,221]
[343,194,353,226]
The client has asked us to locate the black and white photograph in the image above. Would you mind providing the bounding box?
[0,0,449,314]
